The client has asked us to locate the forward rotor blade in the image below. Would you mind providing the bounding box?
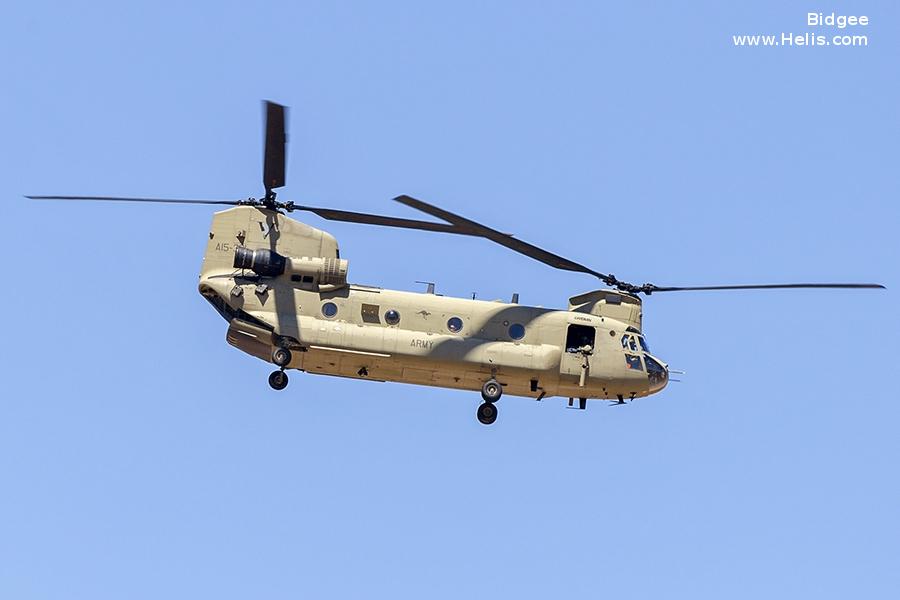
[27,195,242,206]
[263,101,287,192]
[394,195,609,280]
[645,282,885,293]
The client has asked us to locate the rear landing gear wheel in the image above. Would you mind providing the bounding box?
[477,402,498,425]
[481,379,502,403]
[268,370,289,390]
[272,347,292,367]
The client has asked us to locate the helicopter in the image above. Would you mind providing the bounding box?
[29,101,885,425]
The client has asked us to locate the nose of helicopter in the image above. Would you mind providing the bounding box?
[644,354,668,394]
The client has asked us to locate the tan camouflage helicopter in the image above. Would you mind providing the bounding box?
[29,102,884,424]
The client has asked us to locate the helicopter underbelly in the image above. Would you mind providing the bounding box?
[296,348,654,400]
[226,316,648,400]
[296,346,559,398]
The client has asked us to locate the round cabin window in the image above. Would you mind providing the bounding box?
[322,302,338,318]
[508,323,526,340]
[385,309,401,325]
[447,316,463,333]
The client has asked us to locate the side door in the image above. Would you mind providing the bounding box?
[560,323,597,386]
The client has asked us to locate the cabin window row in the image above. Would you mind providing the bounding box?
[320,302,527,340]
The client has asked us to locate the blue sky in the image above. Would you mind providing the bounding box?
[2,2,898,598]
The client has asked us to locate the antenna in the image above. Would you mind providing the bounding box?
[415,281,436,294]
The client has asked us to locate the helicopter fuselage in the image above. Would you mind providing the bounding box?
[198,206,669,404]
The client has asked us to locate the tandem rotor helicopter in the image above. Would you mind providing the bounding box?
[29,102,884,424]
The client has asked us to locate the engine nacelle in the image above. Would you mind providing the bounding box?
[233,247,349,286]
[286,255,349,286]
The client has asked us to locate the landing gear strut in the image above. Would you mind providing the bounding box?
[481,378,502,403]
[477,378,502,424]
[269,347,292,390]
[268,369,289,390]
[477,402,498,425]
[272,347,292,367]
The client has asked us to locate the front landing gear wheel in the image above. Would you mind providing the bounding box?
[272,347,292,367]
[481,379,502,403]
[477,402,498,425]
[268,370,289,390]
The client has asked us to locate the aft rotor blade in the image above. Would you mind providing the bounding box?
[263,101,287,192]
[292,205,466,234]
[645,282,886,293]
[27,195,243,206]
[393,194,609,280]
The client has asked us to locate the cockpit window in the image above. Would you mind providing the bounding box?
[638,336,649,352]
[625,354,644,371]
[645,355,666,387]
[645,355,664,372]
[621,334,638,352]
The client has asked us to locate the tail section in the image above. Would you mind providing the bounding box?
[200,206,340,279]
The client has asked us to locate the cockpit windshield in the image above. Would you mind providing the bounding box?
[638,336,649,352]
[622,333,649,353]
[645,355,667,390]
